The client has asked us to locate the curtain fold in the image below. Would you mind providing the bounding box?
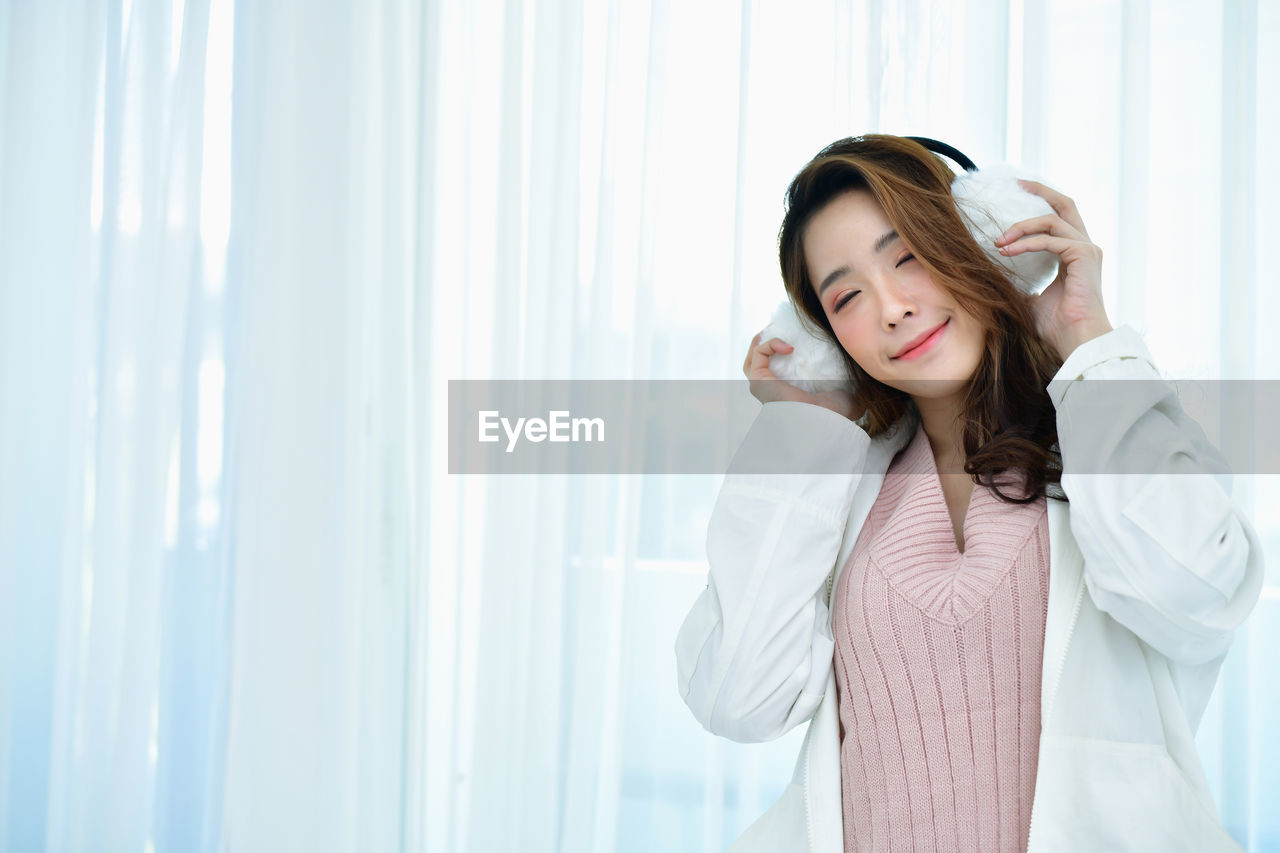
[0,2,103,849]
[219,0,418,848]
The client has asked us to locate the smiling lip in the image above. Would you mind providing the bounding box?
[893,320,949,360]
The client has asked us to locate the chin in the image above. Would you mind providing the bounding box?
[901,381,967,399]
[892,368,974,398]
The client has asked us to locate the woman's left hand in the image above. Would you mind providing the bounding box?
[993,179,1114,361]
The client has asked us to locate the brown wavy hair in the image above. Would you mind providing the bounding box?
[778,134,1066,504]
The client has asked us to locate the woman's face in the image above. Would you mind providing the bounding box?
[803,188,987,401]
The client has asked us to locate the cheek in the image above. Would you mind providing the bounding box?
[831,316,876,371]
[828,323,853,359]
[960,317,988,357]
[954,322,988,375]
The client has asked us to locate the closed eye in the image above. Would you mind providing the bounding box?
[834,290,858,312]
[832,254,916,312]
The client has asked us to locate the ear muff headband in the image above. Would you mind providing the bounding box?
[905,136,978,173]
[904,134,1059,296]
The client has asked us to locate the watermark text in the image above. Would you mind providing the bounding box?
[478,410,605,453]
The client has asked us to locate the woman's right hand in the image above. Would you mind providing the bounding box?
[742,331,865,422]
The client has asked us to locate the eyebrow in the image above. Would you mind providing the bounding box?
[816,229,900,296]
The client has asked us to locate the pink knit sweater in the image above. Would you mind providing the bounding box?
[832,421,1050,852]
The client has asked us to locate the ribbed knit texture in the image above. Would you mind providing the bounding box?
[833,421,1050,853]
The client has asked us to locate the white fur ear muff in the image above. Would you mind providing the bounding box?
[951,163,1060,296]
[757,299,857,394]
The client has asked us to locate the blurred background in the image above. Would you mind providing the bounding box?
[0,0,1277,850]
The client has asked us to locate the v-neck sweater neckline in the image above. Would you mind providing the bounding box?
[857,420,1048,624]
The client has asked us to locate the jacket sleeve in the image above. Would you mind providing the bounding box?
[673,400,875,744]
[1049,325,1265,668]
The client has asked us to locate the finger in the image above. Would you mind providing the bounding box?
[754,337,793,359]
[748,337,793,376]
[999,234,1103,265]
[1014,179,1090,239]
[994,213,1085,246]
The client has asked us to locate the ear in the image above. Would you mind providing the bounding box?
[951,163,1060,295]
[758,299,858,395]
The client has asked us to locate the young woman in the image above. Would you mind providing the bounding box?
[674,135,1264,852]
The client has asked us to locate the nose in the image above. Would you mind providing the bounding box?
[879,278,918,329]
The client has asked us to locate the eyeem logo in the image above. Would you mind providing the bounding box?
[478,410,606,453]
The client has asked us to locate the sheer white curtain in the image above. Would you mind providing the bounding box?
[0,1,222,849]
[0,0,422,849]
[1,1,1276,852]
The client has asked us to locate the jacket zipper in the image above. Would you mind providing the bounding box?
[1025,574,1085,848]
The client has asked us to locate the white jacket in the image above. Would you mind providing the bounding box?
[674,326,1264,852]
